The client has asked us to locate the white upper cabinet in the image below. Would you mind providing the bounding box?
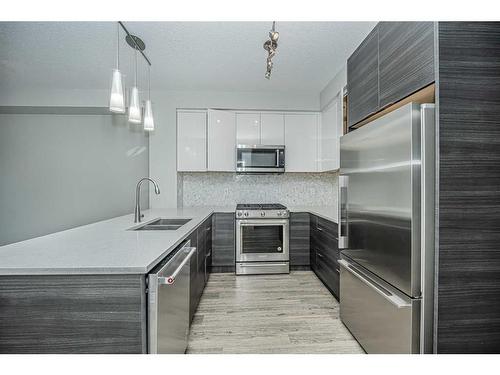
[284,113,319,172]
[236,113,260,145]
[177,110,207,172]
[207,109,236,171]
[260,113,285,145]
[319,98,341,171]
[177,109,324,173]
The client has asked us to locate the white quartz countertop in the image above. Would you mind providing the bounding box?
[0,205,336,276]
[0,207,233,275]
[288,206,338,223]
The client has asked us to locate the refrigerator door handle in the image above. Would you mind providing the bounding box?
[339,259,410,309]
[338,175,349,249]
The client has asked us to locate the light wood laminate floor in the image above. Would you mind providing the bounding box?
[187,271,364,354]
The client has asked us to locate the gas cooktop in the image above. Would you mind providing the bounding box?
[235,203,289,219]
[236,203,287,210]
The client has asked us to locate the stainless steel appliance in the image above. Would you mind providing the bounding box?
[148,240,196,353]
[235,203,290,275]
[236,145,285,173]
[338,103,436,354]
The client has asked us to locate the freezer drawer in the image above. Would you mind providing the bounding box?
[339,258,420,354]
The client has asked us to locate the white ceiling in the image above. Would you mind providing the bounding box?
[0,21,375,93]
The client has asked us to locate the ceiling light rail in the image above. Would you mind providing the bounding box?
[118,21,151,66]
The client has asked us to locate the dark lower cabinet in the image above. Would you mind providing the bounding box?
[189,230,200,323]
[205,215,213,282]
[211,213,235,273]
[289,212,310,268]
[310,215,340,300]
[0,274,147,353]
[189,215,213,323]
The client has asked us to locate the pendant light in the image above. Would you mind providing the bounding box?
[109,23,125,113]
[128,47,142,124]
[143,65,155,131]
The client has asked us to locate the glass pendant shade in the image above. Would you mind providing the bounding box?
[143,100,155,131]
[109,69,125,113]
[128,86,142,124]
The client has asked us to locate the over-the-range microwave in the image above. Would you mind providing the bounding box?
[236,145,285,173]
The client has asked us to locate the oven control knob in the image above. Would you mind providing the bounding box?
[277,211,282,216]
[261,211,265,217]
[237,212,242,217]
[244,212,249,217]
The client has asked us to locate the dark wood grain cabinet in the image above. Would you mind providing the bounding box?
[378,22,435,107]
[347,22,436,129]
[0,274,147,353]
[310,215,340,300]
[190,215,213,323]
[189,230,201,323]
[211,213,235,273]
[289,213,310,268]
[436,22,500,354]
[347,25,379,127]
[205,215,213,282]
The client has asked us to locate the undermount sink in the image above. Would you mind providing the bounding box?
[133,218,192,231]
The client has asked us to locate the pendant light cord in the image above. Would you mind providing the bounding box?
[116,22,120,69]
[148,65,151,100]
[134,47,138,87]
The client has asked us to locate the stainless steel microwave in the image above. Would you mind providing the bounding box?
[236,145,285,173]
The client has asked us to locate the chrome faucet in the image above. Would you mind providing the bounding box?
[134,178,160,223]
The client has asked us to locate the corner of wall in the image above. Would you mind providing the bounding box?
[319,65,347,111]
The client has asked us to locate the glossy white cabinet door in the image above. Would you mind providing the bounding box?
[236,112,260,145]
[284,113,319,172]
[319,99,340,171]
[261,113,285,145]
[177,110,207,171]
[208,109,236,171]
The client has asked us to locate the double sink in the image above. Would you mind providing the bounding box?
[133,218,192,231]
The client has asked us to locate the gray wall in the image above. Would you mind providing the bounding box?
[0,113,149,246]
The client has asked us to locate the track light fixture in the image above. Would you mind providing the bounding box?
[263,21,279,79]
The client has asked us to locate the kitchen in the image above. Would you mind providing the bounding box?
[0,2,499,373]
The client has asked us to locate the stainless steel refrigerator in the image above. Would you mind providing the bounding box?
[338,102,436,354]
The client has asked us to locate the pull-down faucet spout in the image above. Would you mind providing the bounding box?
[134,178,160,223]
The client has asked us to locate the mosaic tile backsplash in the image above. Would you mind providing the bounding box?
[178,172,338,207]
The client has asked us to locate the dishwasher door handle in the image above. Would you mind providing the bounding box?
[158,247,196,285]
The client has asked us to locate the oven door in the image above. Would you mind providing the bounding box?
[236,219,289,262]
[236,146,285,173]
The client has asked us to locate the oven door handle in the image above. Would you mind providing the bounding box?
[237,219,289,226]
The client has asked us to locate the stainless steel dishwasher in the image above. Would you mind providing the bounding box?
[148,240,196,354]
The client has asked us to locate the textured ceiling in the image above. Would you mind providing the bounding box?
[0,21,375,93]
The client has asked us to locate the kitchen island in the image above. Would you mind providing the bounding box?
[0,207,233,353]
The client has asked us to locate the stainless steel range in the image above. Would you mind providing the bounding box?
[235,203,290,275]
